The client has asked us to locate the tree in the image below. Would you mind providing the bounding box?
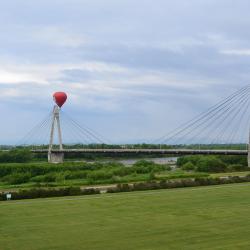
[196,156,227,173]
[182,162,195,171]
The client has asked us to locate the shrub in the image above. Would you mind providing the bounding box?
[196,156,227,173]
[132,160,165,174]
[3,173,31,184]
[65,170,88,180]
[81,188,100,195]
[228,164,248,172]
[177,156,202,167]
[0,149,32,163]
[55,172,67,183]
[112,167,133,176]
[30,173,57,183]
[165,166,172,171]
[0,186,100,200]
[181,162,195,171]
[177,155,248,173]
[108,175,250,194]
[219,155,247,166]
[87,170,113,180]
[2,175,250,201]
[156,172,208,180]
[116,183,132,192]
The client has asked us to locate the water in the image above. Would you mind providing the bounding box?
[118,157,178,166]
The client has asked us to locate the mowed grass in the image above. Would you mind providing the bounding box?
[1,184,250,250]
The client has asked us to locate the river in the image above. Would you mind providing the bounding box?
[118,157,178,166]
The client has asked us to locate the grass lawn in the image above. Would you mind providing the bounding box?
[1,184,250,250]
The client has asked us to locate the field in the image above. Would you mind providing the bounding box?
[1,184,250,250]
[0,161,208,191]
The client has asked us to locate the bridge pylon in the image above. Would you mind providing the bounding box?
[48,105,64,163]
[48,92,67,163]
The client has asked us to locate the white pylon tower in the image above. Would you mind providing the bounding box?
[49,105,63,152]
[48,92,67,163]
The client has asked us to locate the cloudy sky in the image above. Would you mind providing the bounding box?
[0,0,250,144]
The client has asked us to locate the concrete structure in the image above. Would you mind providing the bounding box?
[48,151,64,163]
[48,105,64,163]
[33,148,248,156]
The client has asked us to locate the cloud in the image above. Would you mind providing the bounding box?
[31,26,88,48]
[220,49,250,56]
[0,0,250,143]
[0,61,128,85]
[0,70,40,84]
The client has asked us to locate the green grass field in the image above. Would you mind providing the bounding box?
[1,184,250,250]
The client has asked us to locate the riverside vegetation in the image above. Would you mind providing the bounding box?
[0,149,250,200]
[0,160,209,188]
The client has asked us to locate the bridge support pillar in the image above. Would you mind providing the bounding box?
[48,105,64,163]
[48,152,64,163]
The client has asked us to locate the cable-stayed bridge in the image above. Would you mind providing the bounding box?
[32,148,248,155]
[18,86,250,164]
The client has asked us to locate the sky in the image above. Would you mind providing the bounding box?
[1,0,250,144]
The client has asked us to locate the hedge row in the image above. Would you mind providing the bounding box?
[107,175,250,193]
[0,187,100,201]
[1,175,250,201]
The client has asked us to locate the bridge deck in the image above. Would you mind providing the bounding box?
[31,149,248,155]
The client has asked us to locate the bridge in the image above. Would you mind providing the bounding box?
[20,86,250,165]
[32,148,248,155]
